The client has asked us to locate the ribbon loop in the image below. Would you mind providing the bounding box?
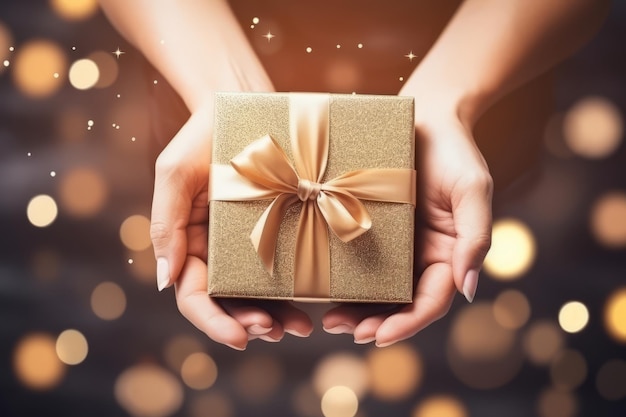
[210,93,415,300]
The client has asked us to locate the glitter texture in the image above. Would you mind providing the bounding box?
[209,92,415,303]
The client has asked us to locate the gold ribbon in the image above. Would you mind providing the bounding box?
[210,93,416,299]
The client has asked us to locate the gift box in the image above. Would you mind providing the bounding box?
[208,92,416,303]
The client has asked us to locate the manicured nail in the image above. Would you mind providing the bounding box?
[156,257,170,292]
[248,324,273,335]
[259,335,282,343]
[375,340,396,348]
[323,324,354,335]
[285,329,311,338]
[226,343,246,351]
[354,336,376,345]
[463,269,479,303]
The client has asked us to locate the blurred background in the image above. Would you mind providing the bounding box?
[1,1,625,417]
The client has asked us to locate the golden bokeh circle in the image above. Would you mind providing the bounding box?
[68,58,99,90]
[595,358,626,401]
[313,352,369,399]
[49,0,99,21]
[55,329,88,365]
[189,391,234,417]
[563,96,623,159]
[119,214,152,251]
[492,290,531,330]
[114,363,183,417]
[604,288,626,343]
[412,395,468,417]
[523,320,564,365]
[180,352,218,390]
[590,191,626,248]
[483,218,536,280]
[366,343,422,401]
[13,333,65,390]
[549,349,587,390]
[558,301,589,333]
[321,386,359,417]
[91,281,126,320]
[27,194,58,227]
[537,387,578,417]
[163,334,204,371]
[87,50,119,88]
[58,167,108,217]
[12,39,66,98]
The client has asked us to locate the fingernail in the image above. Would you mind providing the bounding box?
[156,257,171,292]
[323,324,354,335]
[226,343,246,351]
[375,340,396,348]
[248,324,272,335]
[259,335,282,343]
[354,336,376,345]
[463,269,479,303]
[285,329,311,338]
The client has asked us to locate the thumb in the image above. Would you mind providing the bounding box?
[151,156,193,291]
[451,172,493,303]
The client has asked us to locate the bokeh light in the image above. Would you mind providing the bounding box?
[366,343,422,401]
[549,349,587,390]
[523,320,565,365]
[595,359,626,401]
[58,167,108,217]
[114,363,183,417]
[483,218,536,280]
[91,281,126,320]
[412,395,468,417]
[563,96,623,159]
[451,303,515,360]
[0,21,13,75]
[313,352,369,399]
[55,329,88,365]
[163,334,204,371]
[87,50,118,88]
[492,289,531,330]
[189,391,233,417]
[30,248,60,281]
[321,386,358,417]
[49,0,99,21]
[604,287,626,343]
[558,301,589,333]
[68,58,99,90]
[27,194,58,227]
[180,352,218,390]
[234,354,283,403]
[119,214,152,251]
[448,303,523,389]
[126,248,157,283]
[12,39,66,98]
[590,191,626,248]
[13,333,65,390]
[537,387,578,417]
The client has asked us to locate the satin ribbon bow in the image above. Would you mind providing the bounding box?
[210,93,416,299]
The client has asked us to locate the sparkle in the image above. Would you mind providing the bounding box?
[263,31,275,42]
[306,47,312,53]
[3,60,8,67]
[399,76,404,81]
[250,24,255,29]
[50,171,56,177]
[252,17,260,24]
[27,152,32,157]
[131,137,136,142]
[87,120,94,127]
[9,46,15,52]
[357,43,363,49]
[405,51,417,61]
[112,47,125,59]
[71,46,76,51]
[53,72,59,78]
[336,44,341,49]
[127,258,134,264]
[116,94,121,98]
[153,79,158,85]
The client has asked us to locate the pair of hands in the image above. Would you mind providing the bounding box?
[149,53,493,351]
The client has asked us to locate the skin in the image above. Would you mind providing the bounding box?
[99,0,609,350]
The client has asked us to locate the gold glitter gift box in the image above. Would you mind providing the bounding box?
[208,92,416,303]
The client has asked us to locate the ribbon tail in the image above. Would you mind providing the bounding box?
[293,201,330,299]
[250,194,300,276]
[317,190,371,242]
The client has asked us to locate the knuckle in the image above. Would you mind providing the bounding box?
[149,221,171,248]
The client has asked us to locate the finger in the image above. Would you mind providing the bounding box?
[151,112,212,291]
[322,303,398,335]
[374,262,456,347]
[175,255,248,350]
[221,299,282,342]
[262,301,314,338]
[451,171,493,302]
